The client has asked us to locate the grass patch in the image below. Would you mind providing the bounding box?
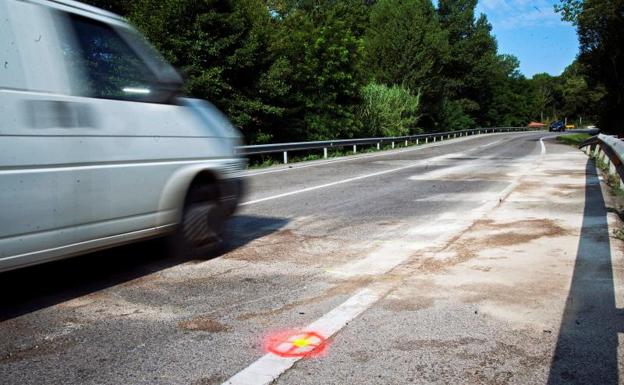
[557,133,591,146]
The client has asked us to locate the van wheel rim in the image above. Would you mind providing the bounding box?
[182,202,221,247]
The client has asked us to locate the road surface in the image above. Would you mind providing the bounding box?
[2,132,623,385]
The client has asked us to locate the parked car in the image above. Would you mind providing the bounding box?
[0,0,245,272]
[549,121,565,132]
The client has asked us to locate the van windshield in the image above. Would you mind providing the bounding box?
[64,14,180,102]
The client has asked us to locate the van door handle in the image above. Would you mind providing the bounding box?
[24,100,95,129]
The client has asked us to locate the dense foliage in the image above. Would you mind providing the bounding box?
[555,0,624,133]
[82,0,611,142]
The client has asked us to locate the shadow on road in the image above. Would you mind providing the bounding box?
[0,214,288,321]
[548,159,622,384]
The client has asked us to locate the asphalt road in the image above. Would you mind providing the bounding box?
[1,132,621,385]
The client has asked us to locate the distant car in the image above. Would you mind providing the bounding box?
[549,121,565,132]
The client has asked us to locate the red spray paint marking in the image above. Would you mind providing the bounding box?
[264,330,328,358]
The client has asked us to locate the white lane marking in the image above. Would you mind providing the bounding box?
[540,136,548,155]
[240,153,464,206]
[222,287,388,385]
[243,133,517,177]
[479,138,503,148]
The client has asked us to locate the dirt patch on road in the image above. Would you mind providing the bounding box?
[223,229,359,266]
[461,218,568,247]
[237,277,375,320]
[178,316,231,332]
[393,337,485,352]
[416,219,568,273]
[190,375,226,385]
[382,295,435,312]
[1,335,76,364]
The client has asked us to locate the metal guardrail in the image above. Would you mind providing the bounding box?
[237,126,534,164]
[581,133,624,188]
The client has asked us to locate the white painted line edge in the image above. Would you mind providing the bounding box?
[222,287,386,385]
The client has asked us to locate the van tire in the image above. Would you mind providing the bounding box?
[170,182,224,258]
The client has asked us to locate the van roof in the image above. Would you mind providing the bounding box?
[26,0,125,22]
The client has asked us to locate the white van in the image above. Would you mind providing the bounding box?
[0,0,245,272]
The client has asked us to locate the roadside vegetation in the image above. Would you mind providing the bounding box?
[556,133,591,146]
[83,0,614,143]
[588,147,624,242]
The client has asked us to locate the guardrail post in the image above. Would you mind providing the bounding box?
[416,138,419,145]
[283,151,288,164]
[353,144,357,154]
[405,139,408,146]
[377,142,380,150]
[324,148,328,159]
[609,159,617,176]
[391,141,395,149]
[426,137,428,144]
[454,133,456,138]
[447,134,450,140]
[434,137,437,142]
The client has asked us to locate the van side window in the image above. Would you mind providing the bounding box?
[65,14,158,102]
[0,4,26,89]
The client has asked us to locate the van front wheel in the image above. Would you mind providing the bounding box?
[170,183,224,258]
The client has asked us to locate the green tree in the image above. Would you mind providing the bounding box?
[558,61,606,126]
[556,0,624,132]
[268,1,366,141]
[128,0,287,143]
[530,73,558,122]
[485,55,534,127]
[438,0,500,127]
[364,0,449,129]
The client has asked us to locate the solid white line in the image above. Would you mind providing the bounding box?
[222,287,386,385]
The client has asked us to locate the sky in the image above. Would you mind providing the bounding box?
[475,0,579,78]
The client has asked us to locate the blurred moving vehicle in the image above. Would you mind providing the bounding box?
[549,121,566,132]
[0,0,245,272]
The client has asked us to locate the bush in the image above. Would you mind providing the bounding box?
[438,98,475,131]
[359,83,422,137]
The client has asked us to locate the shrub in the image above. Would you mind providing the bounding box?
[359,83,422,137]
